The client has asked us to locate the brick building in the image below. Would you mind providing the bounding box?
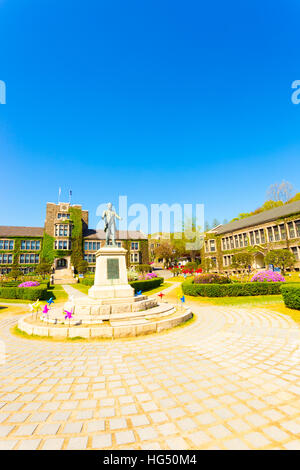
[0,202,149,276]
[203,200,300,273]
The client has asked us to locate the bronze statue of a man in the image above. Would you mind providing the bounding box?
[102,202,122,246]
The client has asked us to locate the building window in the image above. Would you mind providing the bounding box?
[223,255,232,267]
[287,222,295,239]
[84,241,101,251]
[55,224,72,237]
[131,242,139,250]
[106,241,122,247]
[20,240,41,250]
[84,254,96,263]
[0,240,14,250]
[243,234,248,246]
[238,234,243,248]
[19,254,39,264]
[291,246,299,261]
[0,268,12,274]
[260,229,265,244]
[234,235,239,248]
[54,240,71,250]
[295,220,300,238]
[130,253,139,263]
[209,240,216,252]
[57,213,70,219]
[267,227,274,242]
[273,226,280,241]
[279,224,286,240]
[0,253,13,264]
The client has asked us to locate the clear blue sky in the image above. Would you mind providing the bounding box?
[0,0,299,231]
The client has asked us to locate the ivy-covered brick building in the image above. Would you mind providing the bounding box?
[203,200,300,273]
[0,202,149,275]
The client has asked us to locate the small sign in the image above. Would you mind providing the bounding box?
[274,267,281,273]
[78,274,84,278]
[268,264,274,271]
[107,258,119,280]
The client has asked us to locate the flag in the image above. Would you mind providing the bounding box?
[69,190,72,196]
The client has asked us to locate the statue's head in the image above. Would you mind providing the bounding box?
[107,202,112,210]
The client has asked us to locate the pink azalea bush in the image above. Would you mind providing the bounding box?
[251,270,285,283]
[18,281,40,287]
[138,272,158,280]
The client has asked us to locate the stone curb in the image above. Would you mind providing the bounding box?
[17,308,193,339]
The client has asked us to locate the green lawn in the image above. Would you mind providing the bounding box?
[46,285,68,302]
[143,282,172,295]
[71,283,89,295]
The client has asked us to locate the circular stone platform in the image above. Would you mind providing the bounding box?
[17,302,192,339]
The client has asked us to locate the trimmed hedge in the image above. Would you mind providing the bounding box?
[130,277,163,294]
[182,280,284,297]
[81,278,94,286]
[80,277,164,293]
[0,281,50,288]
[0,286,48,301]
[281,286,300,310]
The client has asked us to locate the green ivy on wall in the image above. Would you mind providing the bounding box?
[69,207,83,270]
[41,233,55,263]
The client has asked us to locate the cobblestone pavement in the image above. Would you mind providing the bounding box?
[0,294,300,450]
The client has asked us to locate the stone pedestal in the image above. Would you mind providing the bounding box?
[88,246,134,300]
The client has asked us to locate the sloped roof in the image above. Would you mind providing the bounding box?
[213,200,300,235]
[83,229,148,240]
[0,226,44,237]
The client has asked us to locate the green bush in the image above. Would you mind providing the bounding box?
[0,281,50,289]
[80,276,164,293]
[194,273,231,284]
[182,279,284,297]
[281,286,300,310]
[80,278,94,286]
[130,277,164,293]
[0,285,48,301]
[134,264,152,273]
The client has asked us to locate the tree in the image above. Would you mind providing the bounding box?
[231,253,253,270]
[267,181,294,202]
[35,260,52,279]
[200,258,215,273]
[7,267,22,281]
[77,260,89,274]
[265,249,296,274]
[154,241,174,267]
[204,221,211,232]
[212,219,220,228]
[288,192,300,203]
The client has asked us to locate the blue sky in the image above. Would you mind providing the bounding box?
[0,0,299,231]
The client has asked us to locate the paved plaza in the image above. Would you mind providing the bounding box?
[0,289,300,450]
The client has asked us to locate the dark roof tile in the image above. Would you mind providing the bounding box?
[0,226,44,237]
[214,200,300,235]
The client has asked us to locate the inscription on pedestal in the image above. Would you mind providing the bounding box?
[107,258,120,280]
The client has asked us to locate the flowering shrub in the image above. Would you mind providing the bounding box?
[146,272,157,279]
[138,272,158,281]
[251,270,285,283]
[194,273,231,284]
[18,281,40,288]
